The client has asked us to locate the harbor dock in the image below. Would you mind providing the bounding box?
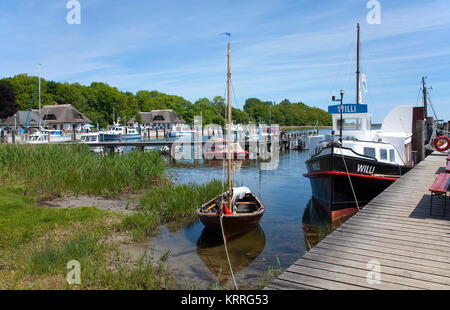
[266,152,450,290]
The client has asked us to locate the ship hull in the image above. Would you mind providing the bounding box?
[304,145,412,220]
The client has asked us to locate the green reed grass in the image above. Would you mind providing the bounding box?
[123,179,224,240]
[0,144,165,198]
[27,232,105,275]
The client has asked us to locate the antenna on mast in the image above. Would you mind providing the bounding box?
[356,23,360,105]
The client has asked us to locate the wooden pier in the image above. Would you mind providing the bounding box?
[266,152,450,290]
[68,132,303,151]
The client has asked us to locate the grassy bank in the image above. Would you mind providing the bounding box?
[0,144,228,289]
[0,144,165,198]
[123,180,224,241]
[0,185,174,289]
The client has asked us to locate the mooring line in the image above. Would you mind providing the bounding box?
[338,144,360,211]
[219,214,238,290]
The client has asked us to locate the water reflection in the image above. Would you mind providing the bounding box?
[302,198,332,250]
[196,225,266,284]
[302,198,354,250]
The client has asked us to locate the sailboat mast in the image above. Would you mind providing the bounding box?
[422,77,427,118]
[227,41,232,207]
[356,23,360,105]
[38,64,41,127]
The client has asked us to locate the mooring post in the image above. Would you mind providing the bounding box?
[426,117,434,144]
[12,130,16,144]
[72,124,76,142]
[119,133,122,143]
[416,120,425,162]
[0,130,4,144]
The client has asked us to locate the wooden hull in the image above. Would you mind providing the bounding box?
[196,192,264,240]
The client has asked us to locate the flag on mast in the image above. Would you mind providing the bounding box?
[361,73,368,93]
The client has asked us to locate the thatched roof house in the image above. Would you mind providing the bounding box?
[128,110,185,126]
[38,104,91,124]
[31,104,91,131]
[1,111,41,128]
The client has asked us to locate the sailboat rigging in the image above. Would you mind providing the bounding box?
[196,38,265,240]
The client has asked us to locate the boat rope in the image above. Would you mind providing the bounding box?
[219,214,239,290]
[337,144,360,211]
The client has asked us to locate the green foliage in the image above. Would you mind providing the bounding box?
[244,98,331,126]
[0,185,106,249]
[0,81,18,119]
[1,74,331,127]
[123,179,224,240]
[0,144,165,198]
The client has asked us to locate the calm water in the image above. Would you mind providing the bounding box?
[146,130,334,288]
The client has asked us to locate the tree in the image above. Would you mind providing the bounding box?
[0,73,331,127]
[0,81,18,119]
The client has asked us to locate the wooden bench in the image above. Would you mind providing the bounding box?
[429,173,450,216]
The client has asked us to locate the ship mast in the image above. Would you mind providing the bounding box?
[356,23,360,105]
[422,77,427,118]
[39,64,42,127]
[227,41,232,208]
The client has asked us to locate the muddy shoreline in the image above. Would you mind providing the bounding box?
[37,195,140,213]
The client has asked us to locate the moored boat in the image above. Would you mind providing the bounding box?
[196,36,265,240]
[204,137,249,160]
[304,24,417,221]
[80,132,104,153]
[99,124,140,141]
[27,129,72,144]
[196,190,265,240]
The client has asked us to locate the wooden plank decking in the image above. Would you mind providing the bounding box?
[266,152,450,290]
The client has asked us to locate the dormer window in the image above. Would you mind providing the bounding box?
[43,114,57,121]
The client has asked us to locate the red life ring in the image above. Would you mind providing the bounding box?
[433,136,450,152]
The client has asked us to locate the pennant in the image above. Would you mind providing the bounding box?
[361,73,368,93]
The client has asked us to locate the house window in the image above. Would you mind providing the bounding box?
[153,115,165,121]
[363,147,376,158]
[380,149,388,160]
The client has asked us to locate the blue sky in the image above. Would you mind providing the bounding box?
[0,0,449,122]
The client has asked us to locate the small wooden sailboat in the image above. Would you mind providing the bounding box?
[196,38,265,240]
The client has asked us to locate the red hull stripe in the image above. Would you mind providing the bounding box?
[304,170,399,181]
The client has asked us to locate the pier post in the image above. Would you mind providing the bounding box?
[426,117,434,144]
[72,124,76,142]
[1,130,4,144]
[12,131,16,144]
[119,133,122,143]
[416,120,425,163]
